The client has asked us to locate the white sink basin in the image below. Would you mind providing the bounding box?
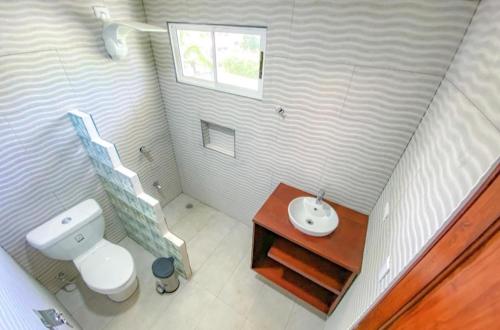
[288,197,339,237]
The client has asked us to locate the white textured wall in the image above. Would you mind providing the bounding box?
[0,1,181,292]
[0,248,80,330]
[327,0,500,328]
[143,0,477,223]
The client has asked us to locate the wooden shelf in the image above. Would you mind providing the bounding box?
[268,237,351,294]
[251,183,368,315]
[253,257,336,313]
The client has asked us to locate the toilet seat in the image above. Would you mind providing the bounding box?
[74,240,136,295]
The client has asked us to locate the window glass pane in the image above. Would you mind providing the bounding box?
[215,32,261,91]
[177,29,214,81]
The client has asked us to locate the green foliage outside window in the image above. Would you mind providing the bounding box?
[221,58,259,79]
[183,45,212,73]
[241,35,259,51]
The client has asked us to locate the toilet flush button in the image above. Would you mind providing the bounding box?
[74,234,85,243]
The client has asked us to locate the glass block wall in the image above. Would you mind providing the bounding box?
[68,110,192,278]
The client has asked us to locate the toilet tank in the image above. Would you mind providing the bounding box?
[26,199,105,261]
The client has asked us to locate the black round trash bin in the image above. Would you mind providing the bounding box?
[152,257,180,294]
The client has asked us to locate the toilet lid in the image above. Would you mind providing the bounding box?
[79,243,135,294]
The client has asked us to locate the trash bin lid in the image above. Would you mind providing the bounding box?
[152,257,175,278]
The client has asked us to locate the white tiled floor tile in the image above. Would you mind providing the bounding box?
[192,224,250,296]
[186,211,238,271]
[170,203,217,242]
[150,282,216,330]
[285,301,326,330]
[243,318,272,330]
[218,255,264,316]
[70,299,114,330]
[215,223,253,258]
[196,298,246,330]
[162,193,201,227]
[246,281,295,330]
[104,263,184,330]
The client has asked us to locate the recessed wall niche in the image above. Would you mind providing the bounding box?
[201,120,236,158]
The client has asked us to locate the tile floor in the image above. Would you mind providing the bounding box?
[56,194,326,330]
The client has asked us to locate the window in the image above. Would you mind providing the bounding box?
[168,23,266,99]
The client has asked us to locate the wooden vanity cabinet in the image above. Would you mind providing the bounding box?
[251,183,368,314]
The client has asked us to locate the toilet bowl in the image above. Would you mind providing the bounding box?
[26,199,138,302]
[74,240,138,302]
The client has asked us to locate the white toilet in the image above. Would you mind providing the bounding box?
[26,199,138,302]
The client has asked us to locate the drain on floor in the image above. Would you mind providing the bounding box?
[185,203,193,209]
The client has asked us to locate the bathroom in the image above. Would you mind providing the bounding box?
[1,0,499,329]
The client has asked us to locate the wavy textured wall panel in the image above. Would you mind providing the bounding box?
[327,0,500,328]
[143,0,477,220]
[0,0,181,292]
[0,247,80,329]
[447,0,500,130]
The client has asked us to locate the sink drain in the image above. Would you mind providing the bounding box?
[306,219,314,225]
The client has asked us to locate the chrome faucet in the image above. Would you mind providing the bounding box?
[153,181,162,191]
[315,189,325,205]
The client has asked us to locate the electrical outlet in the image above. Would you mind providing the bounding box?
[93,6,110,20]
[378,256,391,282]
[383,202,390,222]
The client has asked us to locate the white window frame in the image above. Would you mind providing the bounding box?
[168,23,266,99]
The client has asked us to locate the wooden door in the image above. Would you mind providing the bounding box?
[357,165,500,329]
[389,229,500,329]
